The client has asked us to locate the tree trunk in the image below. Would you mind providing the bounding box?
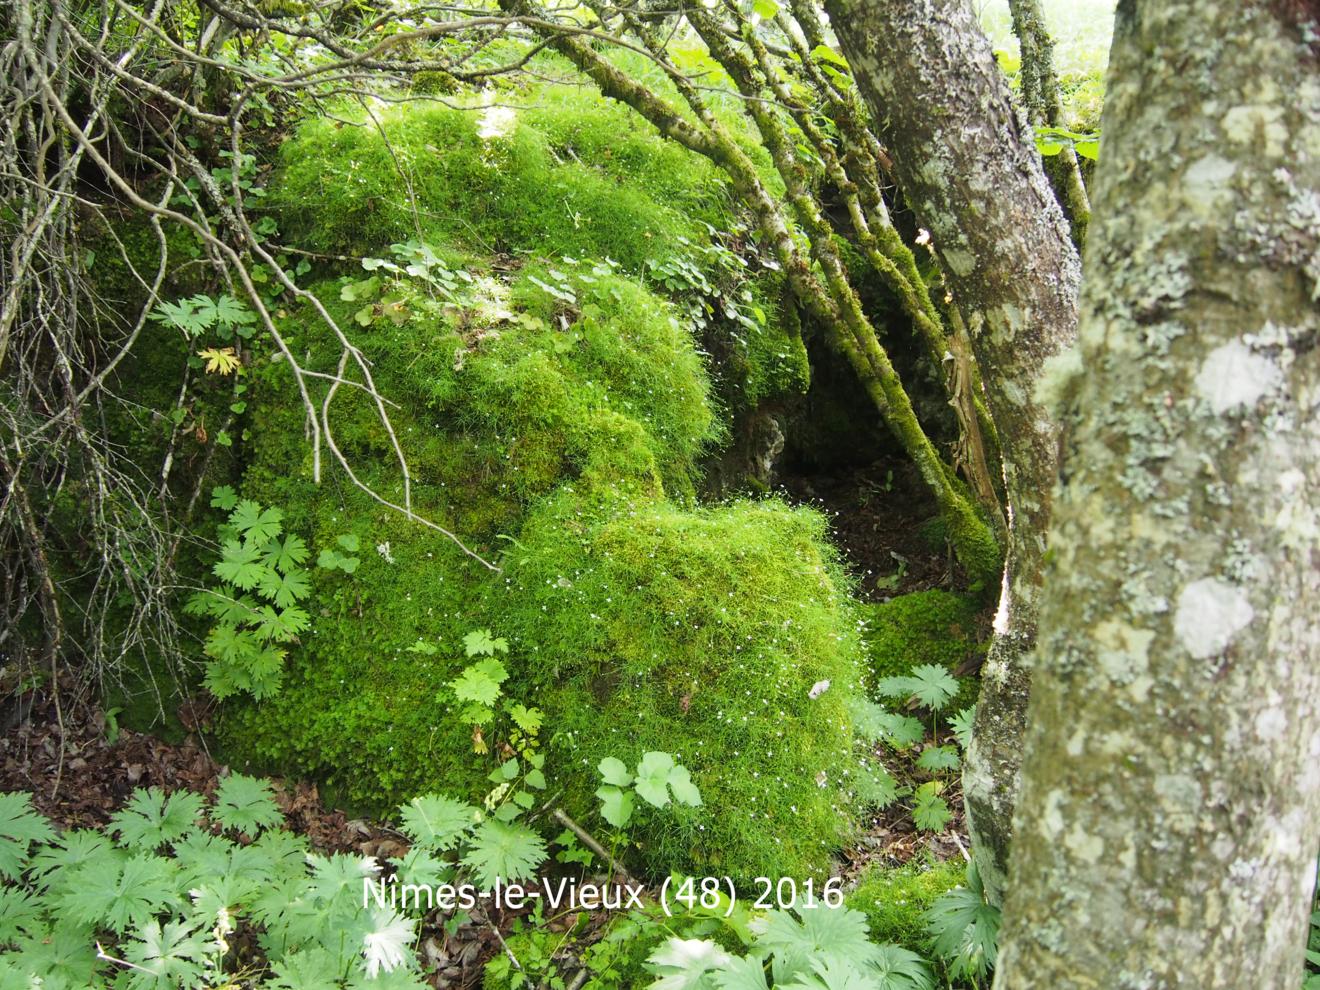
[825,0,1081,903]
[1008,0,1092,246]
[995,2,1320,985]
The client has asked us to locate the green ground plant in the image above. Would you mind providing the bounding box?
[0,785,431,989]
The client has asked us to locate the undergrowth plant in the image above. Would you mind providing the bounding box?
[922,864,1001,987]
[0,783,431,989]
[185,493,353,700]
[643,904,935,990]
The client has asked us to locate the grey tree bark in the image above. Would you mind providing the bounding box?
[994,2,1320,985]
[824,0,1082,903]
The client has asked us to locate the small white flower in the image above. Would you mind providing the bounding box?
[376,541,396,564]
[362,907,415,978]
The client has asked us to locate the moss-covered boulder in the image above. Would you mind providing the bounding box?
[501,491,864,879]
[223,132,868,877]
[226,407,864,880]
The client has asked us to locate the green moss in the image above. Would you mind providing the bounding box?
[502,491,865,881]
[222,246,865,881]
[739,282,810,409]
[265,80,807,432]
[860,590,983,713]
[846,856,966,952]
[266,95,720,273]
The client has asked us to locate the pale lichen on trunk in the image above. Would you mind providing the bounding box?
[826,0,1082,903]
[995,2,1320,985]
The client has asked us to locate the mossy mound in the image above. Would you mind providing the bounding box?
[501,490,864,879]
[264,83,811,478]
[845,856,966,953]
[223,230,866,880]
[860,590,983,712]
[266,94,723,271]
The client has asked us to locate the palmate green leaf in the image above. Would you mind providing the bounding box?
[757,906,878,986]
[203,658,247,701]
[253,604,310,641]
[28,829,118,893]
[214,539,265,589]
[461,819,546,889]
[174,830,289,896]
[264,946,344,990]
[120,918,209,990]
[347,966,432,990]
[646,937,733,990]
[210,485,240,511]
[0,885,45,943]
[908,664,960,711]
[204,623,259,664]
[912,784,952,833]
[948,705,976,750]
[712,955,769,990]
[150,297,213,338]
[915,745,961,773]
[507,702,543,734]
[855,766,899,809]
[254,826,310,874]
[263,534,310,575]
[307,852,380,903]
[213,773,283,834]
[14,923,101,987]
[58,852,180,933]
[847,698,891,745]
[257,567,311,609]
[110,787,205,850]
[230,500,284,544]
[250,873,316,937]
[398,794,477,852]
[873,711,926,751]
[875,665,960,712]
[781,957,875,990]
[392,846,453,889]
[867,945,936,990]
[189,874,263,930]
[924,864,1000,981]
[459,703,495,725]
[0,792,55,880]
[462,628,508,657]
[205,293,257,328]
[449,658,507,707]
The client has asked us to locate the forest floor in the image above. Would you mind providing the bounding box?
[779,454,961,604]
